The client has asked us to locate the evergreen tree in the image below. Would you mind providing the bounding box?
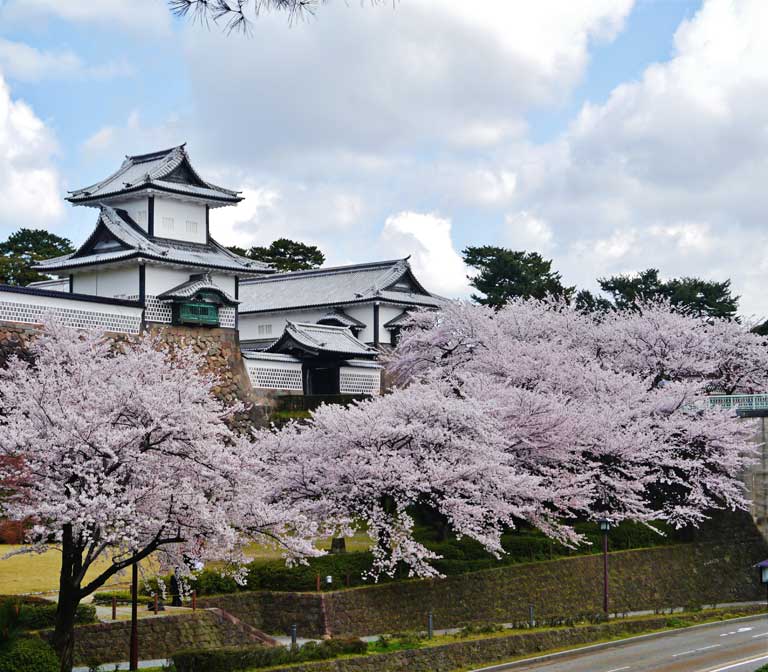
[598,269,739,318]
[229,238,325,272]
[0,229,74,286]
[462,246,574,307]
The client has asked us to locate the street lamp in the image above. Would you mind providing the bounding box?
[598,518,612,615]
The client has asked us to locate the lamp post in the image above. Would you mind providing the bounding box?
[129,558,138,671]
[598,518,612,615]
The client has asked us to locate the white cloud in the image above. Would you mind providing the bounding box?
[0,73,64,234]
[0,38,134,82]
[498,0,768,316]
[504,212,554,253]
[80,111,183,158]
[181,2,635,167]
[379,211,471,297]
[0,0,171,34]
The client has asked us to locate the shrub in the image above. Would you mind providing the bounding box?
[2,601,97,630]
[0,636,58,672]
[173,638,367,672]
[92,591,152,606]
[368,632,425,653]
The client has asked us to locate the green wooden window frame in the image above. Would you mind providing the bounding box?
[173,301,220,326]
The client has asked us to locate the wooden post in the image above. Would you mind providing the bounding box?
[192,590,197,612]
[316,574,321,592]
[153,593,158,615]
[345,573,350,588]
[111,596,117,621]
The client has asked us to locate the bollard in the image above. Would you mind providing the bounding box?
[427,611,434,639]
[153,593,158,615]
[111,596,117,621]
[528,604,535,628]
[291,624,298,647]
[192,590,197,612]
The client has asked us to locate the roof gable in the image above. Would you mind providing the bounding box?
[33,206,273,275]
[67,145,242,207]
[267,322,378,358]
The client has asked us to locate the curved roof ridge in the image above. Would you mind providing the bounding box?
[239,258,410,286]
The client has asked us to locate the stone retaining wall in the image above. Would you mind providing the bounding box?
[45,609,271,666]
[200,539,768,638]
[233,608,766,672]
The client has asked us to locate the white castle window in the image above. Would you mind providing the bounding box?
[136,210,147,226]
[162,217,175,232]
[258,324,272,336]
[186,220,199,234]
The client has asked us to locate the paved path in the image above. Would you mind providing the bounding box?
[469,614,768,672]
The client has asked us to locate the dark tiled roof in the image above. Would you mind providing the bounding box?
[157,273,239,305]
[383,310,412,329]
[33,206,272,275]
[67,144,242,206]
[238,258,444,313]
[267,321,378,358]
[318,308,366,329]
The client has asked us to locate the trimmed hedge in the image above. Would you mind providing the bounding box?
[0,636,58,672]
[9,602,97,630]
[174,637,367,672]
[158,520,680,597]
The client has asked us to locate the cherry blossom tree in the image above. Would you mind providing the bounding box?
[0,321,319,672]
[260,298,765,578]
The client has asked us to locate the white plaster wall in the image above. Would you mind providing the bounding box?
[154,199,206,244]
[112,197,149,232]
[96,267,139,298]
[377,304,406,345]
[0,288,144,333]
[346,304,375,343]
[238,307,329,342]
[211,273,236,296]
[72,267,139,298]
[145,266,192,296]
[72,271,97,296]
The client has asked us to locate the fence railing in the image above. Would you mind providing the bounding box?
[707,394,768,415]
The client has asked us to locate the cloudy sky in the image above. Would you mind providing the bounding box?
[1,0,767,315]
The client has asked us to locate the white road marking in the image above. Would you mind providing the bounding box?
[736,627,752,633]
[673,649,699,657]
[604,667,631,672]
[702,653,768,672]
[752,632,768,638]
[673,644,721,658]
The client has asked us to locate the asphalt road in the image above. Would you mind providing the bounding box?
[471,615,768,672]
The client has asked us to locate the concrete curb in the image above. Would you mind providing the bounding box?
[467,612,768,672]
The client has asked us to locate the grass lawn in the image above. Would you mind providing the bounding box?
[0,533,373,595]
[0,545,159,595]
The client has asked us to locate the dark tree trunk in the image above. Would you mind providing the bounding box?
[330,537,346,554]
[52,524,81,672]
